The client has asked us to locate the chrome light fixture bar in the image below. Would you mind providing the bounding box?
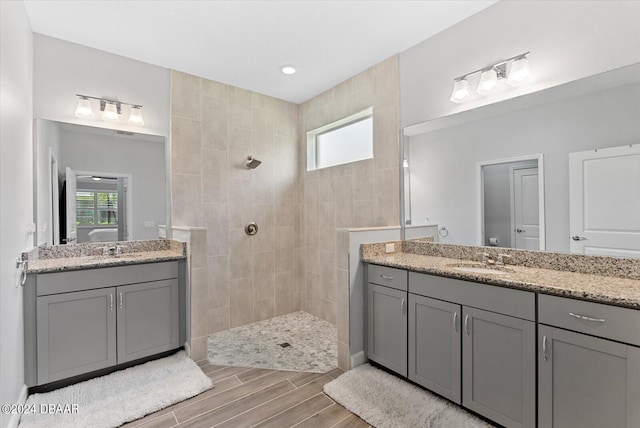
[450,52,532,103]
[75,94,144,125]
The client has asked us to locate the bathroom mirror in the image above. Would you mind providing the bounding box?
[34,120,169,245]
[402,62,640,255]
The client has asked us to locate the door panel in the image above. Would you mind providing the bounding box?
[569,145,640,256]
[367,283,407,376]
[37,287,116,384]
[538,326,640,428]
[463,307,535,428]
[117,279,179,363]
[408,294,461,403]
[513,167,539,250]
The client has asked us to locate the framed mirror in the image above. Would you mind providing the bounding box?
[34,120,169,245]
[402,62,640,256]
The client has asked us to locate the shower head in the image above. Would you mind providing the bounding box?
[245,156,262,169]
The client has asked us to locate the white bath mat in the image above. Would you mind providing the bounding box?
[19,351,212,428]
[324,363,495,428]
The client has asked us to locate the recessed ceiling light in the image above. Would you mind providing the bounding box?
[280,65,297,75]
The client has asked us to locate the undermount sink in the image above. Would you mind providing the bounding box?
[447,263,512,276]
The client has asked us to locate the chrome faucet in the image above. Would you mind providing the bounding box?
[103,245,122,256]
[477,252,490,265]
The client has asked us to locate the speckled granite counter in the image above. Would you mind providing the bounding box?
[24,239,186,273]
[362,241,640,309]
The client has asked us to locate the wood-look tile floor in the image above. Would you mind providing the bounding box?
[120,361,370,428]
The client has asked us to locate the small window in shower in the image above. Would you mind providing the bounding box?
[307,107,373,170]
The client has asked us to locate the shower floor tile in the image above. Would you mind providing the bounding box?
[207,311,337,373]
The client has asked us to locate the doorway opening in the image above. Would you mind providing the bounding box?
[476,154,545,250]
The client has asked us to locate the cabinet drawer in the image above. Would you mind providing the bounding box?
[539,294,640,346]
[37,261,179,296]
[367,264,407,291]
[409,272,535,321]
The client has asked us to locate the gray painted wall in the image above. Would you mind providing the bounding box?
[0,2,33,427]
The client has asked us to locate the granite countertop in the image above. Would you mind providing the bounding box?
[363,251,640,309]
[25,239,187,274]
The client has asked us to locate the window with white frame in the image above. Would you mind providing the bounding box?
[307,107,373,170]
[76,191,118,226]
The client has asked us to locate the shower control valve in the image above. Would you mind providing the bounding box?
[245,222,259,236]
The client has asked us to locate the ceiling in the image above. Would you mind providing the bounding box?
[24,0,497,104]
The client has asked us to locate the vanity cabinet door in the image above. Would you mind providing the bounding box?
[116,279,179,363]
[367,283,407,376]
[37,287,117,384]
[462,307,536,428]
[538,325,640,428]
[408,294,461,403]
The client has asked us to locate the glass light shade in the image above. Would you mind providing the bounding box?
[507,57,533,87]
[128,106,144,125]
[101,102,119,122]
[403,158,409,168]
[75,97,94,118]
[477,69,499,94]
[450,79,470,103]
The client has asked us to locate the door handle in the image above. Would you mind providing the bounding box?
[109,293,114,311]
[464,314,470,336]
[380,275,394,280]
[401,298,405,315]
[571,235,587,241]
[568,312,605,323]
[453,312,458,332]
[516,228,525,233]
[542,335,548,361]
[119,292,123,309]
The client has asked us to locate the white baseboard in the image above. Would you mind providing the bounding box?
[350,351,366,369]
[7,384,28,428]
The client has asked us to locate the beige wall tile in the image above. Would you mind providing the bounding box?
[171,71,201,120]
[171,174,202,227]
[208,255,229,309]
[320,250,336,302]
[228,178,251,230]
[252,108,274,156]
[318,201,336,252]
[336,268,350,344]
[275,181,294,227]
[334,176,353,228]
[191,267,212,337]
[353,200,374,228]
[304,179,319,227]
[337,341,350,371]
[254,298,275,322]
[275,271,299,316]
[352,159,374,201]
[252,158,275,204]
[202,149,228,203]
[275,226,294,273]
[189,229,207,269]
[253,250,275,302]
[373,55,400,109]
[209,306,230,334]
[336,231,349,271]
[228,86,252,129]
[374,168,400,226]
[229,228,252,280]
[190,335,208,361]
[202,96,228,152]
[230,277,253,328]
[252,203,274,253]
[373,106,399,171]
[321,298,336,324]
[318,168,335,202]
[202,202,228,256]
[202,79,229,100]
[171,116,202,175]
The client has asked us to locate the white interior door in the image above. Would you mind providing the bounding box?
[65,167,77,244]
[569,145,640,257]
[512,167,539,250]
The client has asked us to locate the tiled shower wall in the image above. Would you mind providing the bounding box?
[299,55,401,338]
[170,71,300,359]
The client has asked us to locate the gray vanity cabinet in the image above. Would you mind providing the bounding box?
[36,287,117,384]
[117,279,179,363]
[367,283,408,376]
[462,307,536,428]
[538,326,640,428]
[538,294,640,428]
[408,294,461,403]
[26,261,182,387]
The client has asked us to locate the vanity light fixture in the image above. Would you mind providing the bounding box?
[74,96,95,118]
[403,158,409,168]
[74,94,145,126]
[450,52,531,102]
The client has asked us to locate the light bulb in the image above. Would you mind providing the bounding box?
[75,97,94,118]
[450,79,470,103]
[280,65,296,75]
[403,158,409,168]
[477,68,499,94]
[507,57,533,87]
[128,105,144,125]
[102,102,119,122]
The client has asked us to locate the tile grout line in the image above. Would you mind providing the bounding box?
[250,391,335,428]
